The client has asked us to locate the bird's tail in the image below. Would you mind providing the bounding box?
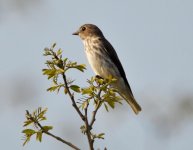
[121,93,142,115]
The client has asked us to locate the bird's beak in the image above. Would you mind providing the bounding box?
[72,30,79,35]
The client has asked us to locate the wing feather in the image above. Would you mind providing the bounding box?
[100,37,134,96]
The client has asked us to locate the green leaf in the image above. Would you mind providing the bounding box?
[63,58,68,63]
[37,108,48,120]
[98,133,105,139]
[42,69,56,79]
[100,85,108,91]
[43,48,52,56]
[70,85,81,93]
[98,79,104,85]
[47,84,64,92]
[81,100,88,110]
[47,86,59,92]
[52,43,56,49]
[42,126,53,131]
[56,69,64,74]
[107,99,115,109]
[36,131,42,142]
[23,120,33,127]
[42,69,64,79]
[39,117,47,121]
[81,87,93,95]
[23,136,30,146]
[22,129,36,135]
[80,125,86,134]
[75,64,86,72]
[104,103,109,112]
[56,48,62,56]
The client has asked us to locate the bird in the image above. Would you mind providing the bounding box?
[72,24,141,114]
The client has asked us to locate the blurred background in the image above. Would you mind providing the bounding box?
[0,0,193,149]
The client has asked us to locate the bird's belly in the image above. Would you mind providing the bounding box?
[86,52,119,78]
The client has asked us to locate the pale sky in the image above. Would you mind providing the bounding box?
[0,0,193,150]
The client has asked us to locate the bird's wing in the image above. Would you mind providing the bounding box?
[101,37,134,96]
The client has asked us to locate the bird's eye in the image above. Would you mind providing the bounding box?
[81,27,86,31]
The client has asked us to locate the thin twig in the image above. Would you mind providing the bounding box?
[90,89,102,128]
[53,52,85,121]
[28,113,80,150]
[62,73,85,121]
[63,74,94,150]
[90,101,102,128]
[84,102,94,150]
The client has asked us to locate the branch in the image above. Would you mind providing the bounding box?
[90,101,102,128]
[52,50,85,121]
[53,50,94,150]
[27,111,80,150]
[90,89,102,128]
[62,73,85,121]
[84,102,94,150]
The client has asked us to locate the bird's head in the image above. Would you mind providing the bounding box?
[73,24,104,40]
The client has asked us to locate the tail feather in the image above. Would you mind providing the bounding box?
[121,93,142,115]
[111,78,142,114]
[126,96,141,115]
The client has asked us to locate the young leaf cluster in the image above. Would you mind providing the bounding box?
[42,43,86,94]
[80,76,123,112]
[22,107,53,146]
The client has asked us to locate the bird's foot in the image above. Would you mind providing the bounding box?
[95,75,103,79]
